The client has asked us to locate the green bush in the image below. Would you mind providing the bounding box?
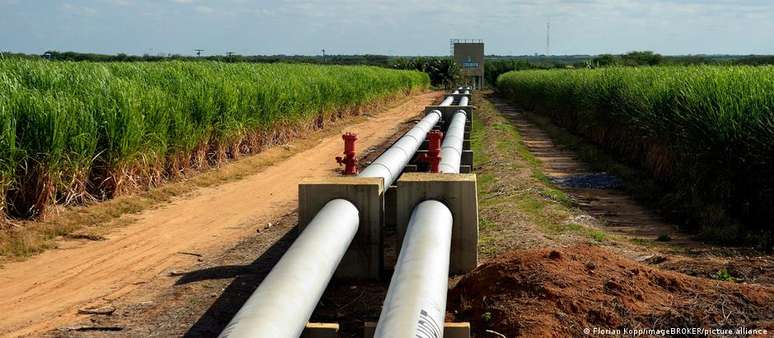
[392,57,459,88]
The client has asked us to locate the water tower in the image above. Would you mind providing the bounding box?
[451,39,485,89]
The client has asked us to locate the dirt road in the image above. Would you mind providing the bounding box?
[0,91,442,337]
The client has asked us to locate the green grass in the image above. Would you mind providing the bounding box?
[0,59,429,218]
[712,268,737,282]
[497,66,774,249]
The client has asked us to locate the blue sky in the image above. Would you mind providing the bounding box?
[1,0,773,56]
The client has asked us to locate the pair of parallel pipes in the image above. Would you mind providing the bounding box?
[220,92,470,338]
[453,86,471,95]
[373,96,469,338]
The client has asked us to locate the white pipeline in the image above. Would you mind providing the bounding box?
[220,89,471,338]
[439,111,467,174]
[439,95,455,106]
[458,96,469,106]
[360,110,442,187]
[374,200,453,338]
[218,199,359,338]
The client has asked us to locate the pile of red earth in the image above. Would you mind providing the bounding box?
[449,245,774,337]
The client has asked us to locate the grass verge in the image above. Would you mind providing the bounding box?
[473,91,607,259]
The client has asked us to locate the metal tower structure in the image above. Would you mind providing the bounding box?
[546,20,551,56]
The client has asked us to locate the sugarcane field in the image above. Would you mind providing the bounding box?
[0,1,773,337]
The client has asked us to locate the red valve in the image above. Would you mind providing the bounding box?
[417,130,443,173]
[335,132,359,175]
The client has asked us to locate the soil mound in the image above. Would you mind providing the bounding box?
[449,245,774,337]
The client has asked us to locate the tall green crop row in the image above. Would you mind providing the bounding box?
[497,66,774,247]
[0,74,16,217]
[0,59,429,218]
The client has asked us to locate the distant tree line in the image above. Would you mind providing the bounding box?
[5,50,396,66]
[3,50,774,88]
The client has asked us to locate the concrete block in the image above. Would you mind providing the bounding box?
[363,321,470,338]
[396,173,479,274]
[463,140,470,150]
[298,176,384,279]
[302,323,339,338]
[460,165,472,173]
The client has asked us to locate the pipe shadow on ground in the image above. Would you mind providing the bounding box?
[182,229,297,338]
[179,225,389,338]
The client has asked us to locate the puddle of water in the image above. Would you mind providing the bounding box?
[550,172,623,189]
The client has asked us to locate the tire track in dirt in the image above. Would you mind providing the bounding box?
[0,91,443,338]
